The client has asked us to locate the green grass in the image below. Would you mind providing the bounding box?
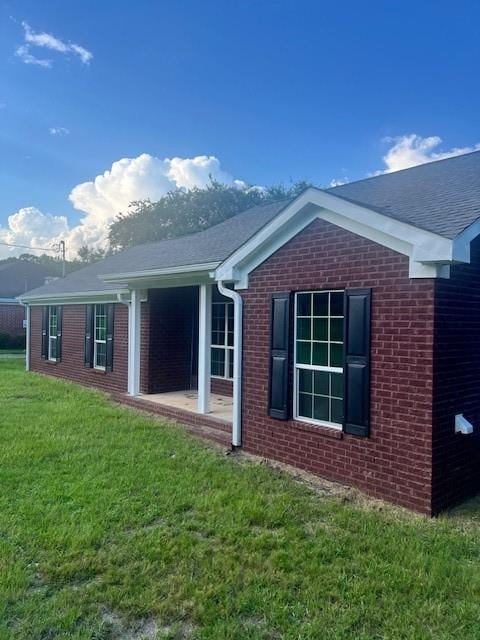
[1,359,480,639]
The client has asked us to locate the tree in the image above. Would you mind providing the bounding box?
[108,180,311,251]
[77,245,108,263]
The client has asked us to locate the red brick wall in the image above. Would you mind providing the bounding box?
[432,237,480,512]
[0,303,25,336]
[146,287,198,393]
[30,303,128,394]
[241,219,436,514]
[211,377,233,396]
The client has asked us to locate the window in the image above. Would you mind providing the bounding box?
[48,306,58,361]
[94,304,107,370]
[294,290,344,428]
[211,299,234,379]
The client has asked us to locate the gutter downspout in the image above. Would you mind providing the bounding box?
[20,302,30,371]
[217,281,242,448]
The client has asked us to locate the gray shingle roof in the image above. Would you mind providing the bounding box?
[22,150,480,300]
[328,150,480,239]
[0,261,57,298]
[21,199,290,298]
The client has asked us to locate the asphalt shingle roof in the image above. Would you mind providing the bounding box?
[0,261,57,298]
[22,150,480,299]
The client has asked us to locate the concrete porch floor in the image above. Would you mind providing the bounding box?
[139,390,233,423]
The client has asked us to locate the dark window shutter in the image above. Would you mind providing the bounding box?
[41,306,49,359]
[105,304,115,372]
[343,288,371,437]
[84,305,94,368]
[268,293,290,420]
[56,306,63,362]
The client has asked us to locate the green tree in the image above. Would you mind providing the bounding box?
[108,180,311,250]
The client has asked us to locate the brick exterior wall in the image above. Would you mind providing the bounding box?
[240,218,436,515]
[211,377,233,396]
[0,303,25,336]
[432,236,480,512]
[30,303,128,394]
[146,287,198,393]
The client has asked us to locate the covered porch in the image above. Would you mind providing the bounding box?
[121,274,241,442]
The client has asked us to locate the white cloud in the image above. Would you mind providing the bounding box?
[2,153,246,258]
[15,21,92,68]
[378,134,480,174]
[329,177,348,187]
[15,44,51,68]
[49,126,70,136]
[0,207,69,259]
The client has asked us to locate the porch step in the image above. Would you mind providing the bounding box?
[114,393,232,448]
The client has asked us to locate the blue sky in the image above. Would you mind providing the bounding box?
[0,0,479,257]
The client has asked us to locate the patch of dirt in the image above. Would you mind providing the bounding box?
[100,609,196,639]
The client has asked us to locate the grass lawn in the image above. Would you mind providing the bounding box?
[1,360,480,639]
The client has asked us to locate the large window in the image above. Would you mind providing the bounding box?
[94,304,107,370]
[294,290,344,428]
[48,306,58,361]
[211,298,234,379]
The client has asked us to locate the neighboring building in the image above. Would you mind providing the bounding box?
[0,261,57,345]
[19,151,480,515]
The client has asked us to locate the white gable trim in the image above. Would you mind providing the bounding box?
[214,187,458,287]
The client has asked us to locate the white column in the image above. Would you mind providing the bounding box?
[197,283,212,414]
[128,289,141,396]
[25,304,30,371]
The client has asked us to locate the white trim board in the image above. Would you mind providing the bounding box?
[215,187,462,286]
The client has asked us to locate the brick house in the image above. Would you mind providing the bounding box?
[0,261,57,345]
[20,152,480,515]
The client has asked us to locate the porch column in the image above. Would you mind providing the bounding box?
[128,289,141,396]
[197,283,212,414]
[25,304,30,371]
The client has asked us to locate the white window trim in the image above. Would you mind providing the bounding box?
[48,306,58,362]
[293,290,344,431]
[94,304,107,371]
[211,300,234,381]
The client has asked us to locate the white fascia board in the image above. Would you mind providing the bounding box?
[452,218,480,263]
[101,261,221,283]
[0,298,18,304]
[215,187,456,285]
[17,289,129,306]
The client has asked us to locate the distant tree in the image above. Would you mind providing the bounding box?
[108,179,311,251]
[77,245,108,263]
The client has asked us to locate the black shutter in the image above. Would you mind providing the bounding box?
[105,304,115,372]
[56,306,63,362]
[268,293,290,420]
[41,306,49,359]
[343,288,371,437]
[84,305,94,368]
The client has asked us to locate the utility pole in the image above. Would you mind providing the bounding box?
[59,240,66,277]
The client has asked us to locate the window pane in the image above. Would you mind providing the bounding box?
[298,393,313,418]
[49,337,57,359]
[314,371,329,396]
[211,347,225,377]
[298,369,312,394]
[227,305,234,346]
[331,373,343,398]
[330,343,343,368]
[331,398,343,424]
[330,292,344,316]
[313,292,328,316]
[96,342,106,368]
[296,341,311,365]
[312,342,328,366]
[228,349,234,379]
[296,293,311,316]
[313,396,329,422]
[296,318,311,340]
[330,318,344,342]
[313,318,328,341]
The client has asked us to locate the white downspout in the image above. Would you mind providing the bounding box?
[217,281,243,447]
[23,303,30,371]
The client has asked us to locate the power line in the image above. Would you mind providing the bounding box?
[0,240,60,252]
